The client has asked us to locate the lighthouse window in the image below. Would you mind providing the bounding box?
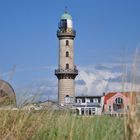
[66,64,69,69]
[66,40,69,46]
[66,51,69,57]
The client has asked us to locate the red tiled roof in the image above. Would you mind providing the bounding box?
[104,92,116,104]
[104,92,140,104]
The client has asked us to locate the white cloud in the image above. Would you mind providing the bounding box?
[15,63,140,105]
[106,82,140,93]
[16,79,57,106]
[76,67,122,95]
[76,64,140,96]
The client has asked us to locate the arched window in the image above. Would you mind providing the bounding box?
[66,40,69,46]
[66,64,69,69]
[66,51,69,57]
[109,105,111,111]
[115,97,123,104]
[65,95,70,104]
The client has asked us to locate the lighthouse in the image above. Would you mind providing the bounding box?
[55,10,78,106]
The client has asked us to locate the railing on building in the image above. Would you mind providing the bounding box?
[55,68,78,75]
[74,102,101,107]
[57,29,76,38]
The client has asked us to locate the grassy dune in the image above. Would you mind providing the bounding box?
[0,49,139,140]
[0,110,125,140]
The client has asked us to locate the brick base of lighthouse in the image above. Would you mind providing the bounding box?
[58,79,75,105]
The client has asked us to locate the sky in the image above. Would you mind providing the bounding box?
[0,0,140,103]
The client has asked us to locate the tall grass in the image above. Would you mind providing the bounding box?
[0,49,140,140]
[0,110,124,140]
[124,48,140,140]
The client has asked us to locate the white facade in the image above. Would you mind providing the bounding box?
[74,96,104,115]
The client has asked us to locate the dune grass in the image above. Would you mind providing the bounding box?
[0,49,139,140]
[0,110,125,140]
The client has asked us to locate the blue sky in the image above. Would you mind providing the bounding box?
[0,0,140,102]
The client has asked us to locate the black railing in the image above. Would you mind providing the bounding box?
[57,29,76,37]
[55,68,78,75]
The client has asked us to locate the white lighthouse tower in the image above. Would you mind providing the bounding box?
[55,11,78,106]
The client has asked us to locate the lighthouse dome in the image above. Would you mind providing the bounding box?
[61,12,72,20]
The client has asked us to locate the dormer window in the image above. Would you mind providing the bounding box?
[66,40,69,46]
[93,98,98,103]
[115,97,123,104]
[82,98,85,103]
[90,98,93,103]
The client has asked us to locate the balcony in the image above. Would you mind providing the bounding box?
[57,30,76,39]
[55,68,78,79]
[55,68,78,75]
[74,102,101,107]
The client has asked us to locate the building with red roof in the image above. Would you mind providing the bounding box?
[103,92,139,115]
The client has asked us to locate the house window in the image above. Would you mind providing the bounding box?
[81,108,84,115]
[93,98,98,103]
[115,97,123,104]
[90,98,93,103]
[66,51,69,57]
[109,105,111,111]
[82,98,85,103]
[66,64,69,69]
[66,40,69,46]
[89,108,92,115]
[77,99,81,103]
